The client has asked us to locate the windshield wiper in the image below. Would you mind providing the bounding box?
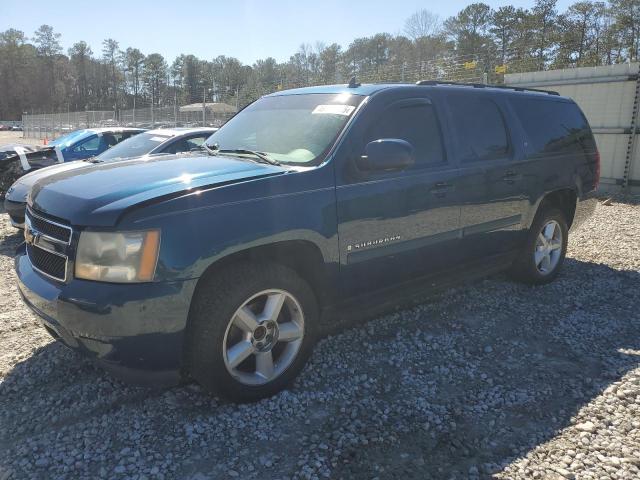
[217,148,281,166]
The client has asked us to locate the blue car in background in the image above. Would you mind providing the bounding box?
[25,127,146,167]
[0,127,145,200]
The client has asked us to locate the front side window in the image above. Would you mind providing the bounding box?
[205,93,364,165]
[70,134,101,153]
[447,96,510,162]
[364,101,445,166]
[95,132,171,161]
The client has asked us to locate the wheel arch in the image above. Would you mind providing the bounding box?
[529,188,578,229]
[193,239,335,309]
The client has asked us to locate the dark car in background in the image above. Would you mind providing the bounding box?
[0,144,39,162]
[4,127,216,227]
[15,82,598,402]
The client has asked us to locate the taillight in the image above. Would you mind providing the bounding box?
[594,150,600,190]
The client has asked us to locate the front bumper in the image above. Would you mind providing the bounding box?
[4,198,25,228]
[16,252,198,386]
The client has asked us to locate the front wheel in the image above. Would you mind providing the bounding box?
[185,261,318,402]
[509,207,568,285]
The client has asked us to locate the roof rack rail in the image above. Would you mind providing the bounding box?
[415,80,560,96]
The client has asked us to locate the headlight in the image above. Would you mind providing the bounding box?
[75,230,160,283]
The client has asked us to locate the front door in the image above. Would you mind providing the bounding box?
[335,94,462,298]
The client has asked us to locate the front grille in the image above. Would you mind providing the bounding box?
[27,244,67,281]
[27,210,71,243]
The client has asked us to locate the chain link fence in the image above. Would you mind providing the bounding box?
[18,52,529,139]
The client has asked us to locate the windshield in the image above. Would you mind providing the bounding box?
[49,130,92,147]
[205,93,364,165]
[95,132,171,161]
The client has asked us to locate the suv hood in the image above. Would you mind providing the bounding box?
[30,153,286,226]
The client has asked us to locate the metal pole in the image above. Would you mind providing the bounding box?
[203,87,206,127]
[622,66,640,194]
[174,87,177,127]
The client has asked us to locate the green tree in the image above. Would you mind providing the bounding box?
[142,53,167,107]
[68,41,93,109]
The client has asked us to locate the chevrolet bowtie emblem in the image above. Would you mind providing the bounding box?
[24,225,40,245]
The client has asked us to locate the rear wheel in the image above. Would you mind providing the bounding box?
[185,261,317,402]
[510,207,568,285]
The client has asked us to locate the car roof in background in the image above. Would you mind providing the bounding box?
[86,127,148,134]
[144,127,218,137]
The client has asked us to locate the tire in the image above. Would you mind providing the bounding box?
[509,207,568,285]
[185,261,318,402]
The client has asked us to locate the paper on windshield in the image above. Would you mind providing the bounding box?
[312,105,355,116]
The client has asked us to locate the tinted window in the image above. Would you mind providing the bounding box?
[511,98,596,156]
[365,102,445,165]
[447,96,509,161]
[162,135,208,154]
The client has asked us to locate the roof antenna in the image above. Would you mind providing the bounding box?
[348,76,360,88]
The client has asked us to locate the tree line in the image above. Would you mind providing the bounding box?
[0,0,638,120]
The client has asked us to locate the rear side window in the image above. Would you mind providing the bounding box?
[511,98,596,156]
[447,96,510,162]
[365,102,445,166]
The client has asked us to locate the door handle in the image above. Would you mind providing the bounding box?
[430,182,454,197]
[502,171,523,183]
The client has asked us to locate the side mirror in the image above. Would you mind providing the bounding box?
[357,139,415,172]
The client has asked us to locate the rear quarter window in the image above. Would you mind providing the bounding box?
[510,98,596,156]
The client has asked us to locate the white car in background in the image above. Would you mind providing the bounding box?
[4,127,217,227]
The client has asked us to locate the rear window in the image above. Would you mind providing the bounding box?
[511,98,596,156]
[447,96,510,162]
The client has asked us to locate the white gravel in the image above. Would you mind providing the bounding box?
[0,198,639,480]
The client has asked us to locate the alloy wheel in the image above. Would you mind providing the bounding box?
[534,219,563,274]
[222,289,305,386]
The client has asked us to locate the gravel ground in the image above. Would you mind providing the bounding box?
[0,131,43,147]
[0,198,639,480]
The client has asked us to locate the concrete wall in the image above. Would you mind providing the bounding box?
[506,63,640,194]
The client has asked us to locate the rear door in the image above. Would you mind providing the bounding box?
[335,92,463,298]
[444,92,528,260]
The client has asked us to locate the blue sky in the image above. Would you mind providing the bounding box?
[1,0,573,64]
